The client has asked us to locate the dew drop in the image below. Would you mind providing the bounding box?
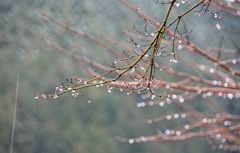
[159,102,164,107]
[175,3,180,7]
[184,124,190,129]
[128,139,134,144]
[181,113,186,118]
[150,33,155,36]
[216,23,221,30]
[176,131,181,136]
[166,115,172,120]
[165,129,170,135]
[202,118,207,123]
[174,113,179,119]
[227,93,233,99]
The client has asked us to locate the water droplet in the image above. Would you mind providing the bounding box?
[140,136,147,142]
[207,119,212,124]
[166,115,172,120]
[159,102,164,107]
[171,94,177,99]
[177,44,182,50]
[232,59,236,64]
[199,65,205,70]
[151,95,156,99]
[209,68,215,73]
[227,93,233,99]
[170,58,178,63]
[149,101,154,106]
[178,96,184,103]
[202,118,207,123]
[216,133,221,139]
[150,33,155,36]
[108,89,112,93]
[216,23,221,30]
[184,124,190,129]
[175,3,180,7]
[176,131,181,136]
[128,139,134,144]
[148,119,152,124]
[174,114,179,119]
[223,82,228,87]
[165,129,170,135]
[212,80,218,85]
[137,102,145,108]
[181,113,186,118]
[224,121,229,126]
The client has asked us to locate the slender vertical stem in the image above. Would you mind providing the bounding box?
[10,73,19,153]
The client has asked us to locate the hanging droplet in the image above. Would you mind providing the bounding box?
[151,95,156,99]
[165,129,170,135]
[150,33,155,36]
[166,115,172,120]
[181,113,186,118]
[184,124,190,129]
[216,23,221,30]
[176,131,181,136]
[177,44,182,50]
[175,3,180,7]
[227,93,233,99]
[128,139,134,144]
[174,114,179,119]
[159,102,164,107]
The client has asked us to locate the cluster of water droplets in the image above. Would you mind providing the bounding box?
[128,136,148,144]
[175,0,190,7]
[136,92,186,113]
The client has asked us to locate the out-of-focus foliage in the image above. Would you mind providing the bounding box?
[0,0,239,153]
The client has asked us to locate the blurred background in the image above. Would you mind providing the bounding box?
[0,0,239,153]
